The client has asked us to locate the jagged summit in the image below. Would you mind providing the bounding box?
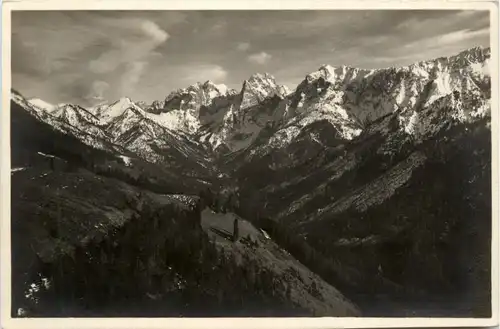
[87,97,137,123]
[107,97,138,110]
[454,45,490,60]
[240,72,288,110]
[114,96,134,104]
[242,72,280,88]
[304,46,490,84]
[51,103,102,128]
[242,72,279,87]
[247,72,274,80]
[305,64,365,85]
[201,80,235,96]
[202,80,217,88]
[169,80,233,96]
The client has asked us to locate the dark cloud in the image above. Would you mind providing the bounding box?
[11,10,490,105]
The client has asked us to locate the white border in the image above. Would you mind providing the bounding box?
[1,1,498,329]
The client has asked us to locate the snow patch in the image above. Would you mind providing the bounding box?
[471,58,490,77]
[260,229,271,240]
[404,111,419,135]
[28,98,55,112]
[93,97,140,123]
[37,152,56,158]
[147,110,200,134]
[297,93,306,108]
[215,83,228,94]
[119,155,132,166]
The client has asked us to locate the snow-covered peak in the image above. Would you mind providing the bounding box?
[113,97,134,108]
[135,101,148,109]
[313,64,337,80]
[240,72,287,110]
[168,80,233,98]
[243,73,279,89]
[202,80,217,88]
[452,46,490,64]
[28,98,56,112]
[214,83,229,94]
[11,90,35,112]
[200,81,233,99]
[89,97,142,124]
[51,104,102,127]
[146,100,166,114]
[162,80,236,116]
[304,64,373,87]
[249,72,273,80]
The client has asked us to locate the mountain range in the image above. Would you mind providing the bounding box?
[15,47,490,157]
[10,46,492,317]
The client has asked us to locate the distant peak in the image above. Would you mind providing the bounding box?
[201,80,230,93]
[109,97,135,108]
[117,97,133,103]
[247,72,275,81]
[318,64,334,71]
[464,45,489,53]
[27,98,56,111]
[303,63,356,85]
[242,73,279,92]
[316,64,352,75]
[215,83,229,94]
[239,73,286,109]
[185,81,218,92]
[455,45,491,60]
[203,80,216,87]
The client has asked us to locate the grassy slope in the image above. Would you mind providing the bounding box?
[200,209,359,316]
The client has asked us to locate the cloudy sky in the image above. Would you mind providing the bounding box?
[12,10,490,106]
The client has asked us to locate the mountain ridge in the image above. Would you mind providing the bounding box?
[13,46,490,157]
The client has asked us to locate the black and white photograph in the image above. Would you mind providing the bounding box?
[2,1,498,325]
